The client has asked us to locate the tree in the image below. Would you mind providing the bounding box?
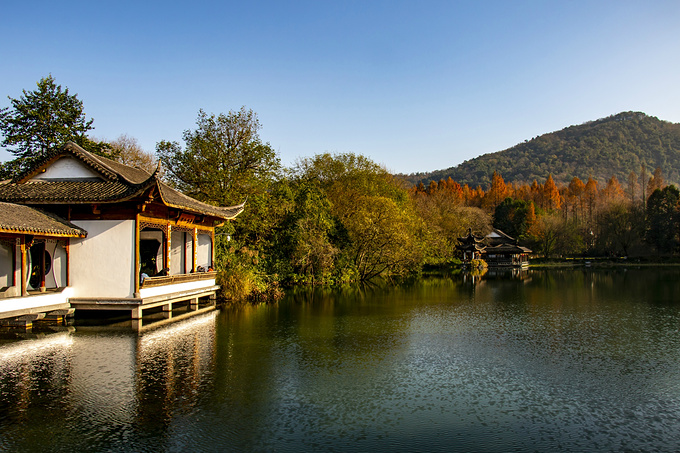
[542,174,562,211]
[157,107,280,206]
[107,134,156,174]
[292,152,424,280]
[157,107,282,248]
[647,167,665,195]
[0,75,107,174]
[482,171,509,210]
[277,182,338,282]
[584,177,599,225]
[529,214,583,258]
[597,203,643,256]
[344,195,422,280]
[412,184,491,265]
[627,171,638,204]
[646,185,680,253]
[602,176,625,205]
[493,198,536,240]
[567,177,586,223]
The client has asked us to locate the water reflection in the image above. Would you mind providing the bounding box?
[1,270,680,451]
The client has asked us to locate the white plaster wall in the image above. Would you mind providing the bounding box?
[70,220,135,298]
[170,231,185,275]
[197,233,212,269]
[0,243,13,288]
[45,241,67,288]
[186,237,193,272]
[32,157,102,180]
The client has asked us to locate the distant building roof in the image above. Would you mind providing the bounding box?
[0,202,87,237]
[484,243,532,254]
[0,142,244,221]
[457,228,485,244]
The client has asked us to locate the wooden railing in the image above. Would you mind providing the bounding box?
[140,271,217,288]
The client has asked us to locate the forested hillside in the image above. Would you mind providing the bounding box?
[407,112,680,188]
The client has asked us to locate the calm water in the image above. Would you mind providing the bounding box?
[1,269,680,452]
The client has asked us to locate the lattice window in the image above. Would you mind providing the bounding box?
[139,220,168,234]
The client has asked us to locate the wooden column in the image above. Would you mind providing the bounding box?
[20,237,27,296]
[134,214,141,295]
[38,241,46,292]
[65,240,70,287]
[166,224,172,274]
[192,227,198,273]
[183,232,188,274]
[12,238,17,287]
[211,229,215,269]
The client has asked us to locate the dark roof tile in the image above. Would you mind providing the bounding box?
[0,202,87,237]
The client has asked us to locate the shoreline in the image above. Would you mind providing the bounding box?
[528,258,680,268]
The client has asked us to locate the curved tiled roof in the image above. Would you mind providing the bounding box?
[0,180,135,203]
[0,202,87,237]
[484,244,532,253]
[0,142,245,220]
[157,182,245,219]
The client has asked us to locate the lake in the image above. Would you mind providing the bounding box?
[1,268,680,452]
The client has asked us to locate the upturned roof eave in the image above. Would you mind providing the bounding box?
[0,227,87,238]
[155,180,246,221]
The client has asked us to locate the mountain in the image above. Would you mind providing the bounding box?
[405,112,680,189]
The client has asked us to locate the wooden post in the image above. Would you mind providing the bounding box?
[20,237,27,296]
[39,241,46,292]
[211,229,215,269]
[65,239,70,287]
[166,224,172,274]
[134,214,141,295]
[12,238,17,287]
[183,232,188,274]
[192,227,198,273]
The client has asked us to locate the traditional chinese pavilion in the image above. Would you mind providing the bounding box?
[482,229,532,267]
[0,142,244,322]
[455,228,486,263]
[455,228,532,268]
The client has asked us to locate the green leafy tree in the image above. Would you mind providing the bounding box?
[597,203,644,256]
[157,107,283,249]
[493,198,536,240]
[157,107,279,206]
[344,195,421,280]
[646,185,680,253]
[0,75,108,175]
[291,153,423,280]
[277,182,339,282]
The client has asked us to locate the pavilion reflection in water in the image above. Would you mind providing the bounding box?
[0,310,219,440]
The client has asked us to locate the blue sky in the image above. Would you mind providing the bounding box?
[1,1,679,174]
